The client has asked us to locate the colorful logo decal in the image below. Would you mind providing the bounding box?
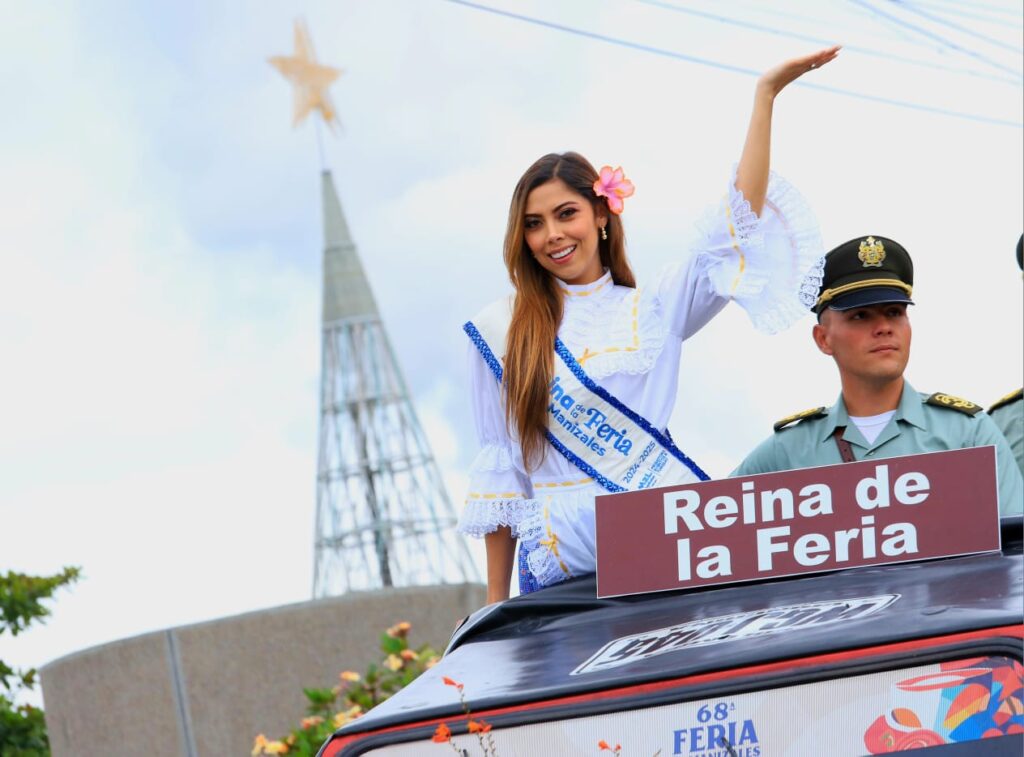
[864,656,1024,752]
[572,594,898,675]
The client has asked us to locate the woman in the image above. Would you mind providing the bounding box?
[461,47,839,603]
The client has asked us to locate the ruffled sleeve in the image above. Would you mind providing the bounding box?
[657,168,824,338]
[457,342,536,538]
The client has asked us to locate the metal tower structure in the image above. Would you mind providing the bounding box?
[312,171,479,596]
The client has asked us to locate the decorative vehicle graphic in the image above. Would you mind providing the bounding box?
[317,518,1023,756]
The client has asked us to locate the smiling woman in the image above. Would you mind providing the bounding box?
[523,179,608,286]
[460,47,841,604]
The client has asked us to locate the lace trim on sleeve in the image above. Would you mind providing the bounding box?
[797,254,826,312]
[724,183,764,250]
[699,168,824,335]
[457,497,540,538]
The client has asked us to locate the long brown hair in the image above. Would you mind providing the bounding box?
[502,152,636,470]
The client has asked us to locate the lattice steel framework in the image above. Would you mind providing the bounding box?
[313,171,478,596]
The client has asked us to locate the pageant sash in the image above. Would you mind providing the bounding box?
[464,317,708,494]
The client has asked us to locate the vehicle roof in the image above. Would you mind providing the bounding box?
[340,517,1022,736]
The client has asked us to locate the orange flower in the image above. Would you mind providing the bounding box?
[467,719,492,734]
[386,621,412,638]
[442,676,464,691]
[332,705,363,729]
[339,670,361,683]
[252,735,269,756]
[384,653,403,671]
[301,716,324,729]
[400,649,419,661]
[250,734,291,756]
[432,722,452,743]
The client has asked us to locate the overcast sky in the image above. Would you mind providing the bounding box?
[1,0,1021,699]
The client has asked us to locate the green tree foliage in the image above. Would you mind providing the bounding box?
[0,567,80,756]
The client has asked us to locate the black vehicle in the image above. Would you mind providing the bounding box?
[319,517,1023,756]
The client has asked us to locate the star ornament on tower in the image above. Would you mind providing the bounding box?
[269,19,341,132]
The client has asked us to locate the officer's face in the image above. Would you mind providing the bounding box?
[813,303,911,384]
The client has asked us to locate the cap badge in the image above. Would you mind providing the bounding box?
[858,236,886,268]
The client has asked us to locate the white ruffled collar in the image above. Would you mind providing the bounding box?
[556,273,668,380]
[556,269,614,300]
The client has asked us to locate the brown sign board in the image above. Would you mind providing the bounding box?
[595,447,1002,598]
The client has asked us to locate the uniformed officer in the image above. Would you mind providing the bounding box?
[987,233,1023,475]
[732,235,1023,516]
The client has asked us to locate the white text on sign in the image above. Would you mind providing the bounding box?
[664,464,929,581]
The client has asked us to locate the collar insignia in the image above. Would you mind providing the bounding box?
[858,236,886,268]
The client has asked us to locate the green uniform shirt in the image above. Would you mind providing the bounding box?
[989,391,1023,477]
[732,381,1024,516]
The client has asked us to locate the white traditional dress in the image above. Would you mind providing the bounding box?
[460,170,824,593]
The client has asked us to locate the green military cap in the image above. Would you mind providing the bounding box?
[814,235,914,315]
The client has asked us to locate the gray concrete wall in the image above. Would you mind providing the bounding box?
[40,583,486,756]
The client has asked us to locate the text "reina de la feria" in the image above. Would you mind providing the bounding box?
[664,463,930,582]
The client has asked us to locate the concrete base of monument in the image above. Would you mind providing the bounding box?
[39,583,486,757]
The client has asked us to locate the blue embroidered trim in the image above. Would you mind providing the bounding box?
[543,430,625,494]
[554,337,710,482]
[463,321,708,489]
[465,321,623,493]
[518,542,543,594]
[464,321,504,382]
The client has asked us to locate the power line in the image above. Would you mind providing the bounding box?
[891,0,1022,53]
[444,0,768,75]
[636,0,1018,86]
[845,1,939,50]
[904,0,1023,26]
[848,0,1021,79]
[707,1,852,31]
[906,0,1023,20]
[441,0,1023,129]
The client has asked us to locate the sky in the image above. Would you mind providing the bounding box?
[1,0,1021,703]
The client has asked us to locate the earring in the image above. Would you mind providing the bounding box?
[600,225,608,241]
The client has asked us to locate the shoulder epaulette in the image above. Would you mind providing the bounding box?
[926,392,982,416]
[773,407,827,432]
[989,388,1023,413]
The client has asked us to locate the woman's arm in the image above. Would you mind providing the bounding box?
[485,527,516,603]
[735,46,840,216]
[660,48,837,339]
[459,338,533,604]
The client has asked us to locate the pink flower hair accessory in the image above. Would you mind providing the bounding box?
[592,165,635,215]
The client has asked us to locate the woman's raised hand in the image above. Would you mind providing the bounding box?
[758,46,840,98]
[735,45,840,216]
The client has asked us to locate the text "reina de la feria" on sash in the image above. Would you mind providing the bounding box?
[549,376,633,458]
